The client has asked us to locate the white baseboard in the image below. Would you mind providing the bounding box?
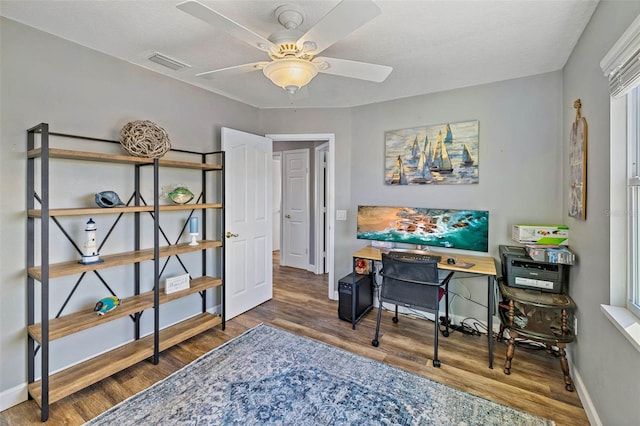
[0,383,28,412]
[572,365,601,426]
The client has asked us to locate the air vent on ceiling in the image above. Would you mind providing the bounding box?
[147,52,191,71]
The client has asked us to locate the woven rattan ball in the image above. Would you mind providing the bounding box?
[119,120,171,158]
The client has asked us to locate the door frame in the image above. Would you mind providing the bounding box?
[272,152,282,252]
[266,133,335,300]
[315,142,329,274]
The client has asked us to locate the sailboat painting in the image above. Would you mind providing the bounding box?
[384,120,479,185]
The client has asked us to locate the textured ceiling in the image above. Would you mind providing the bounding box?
[0,0,599,108]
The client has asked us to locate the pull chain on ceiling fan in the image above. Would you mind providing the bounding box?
[176,0,393,94]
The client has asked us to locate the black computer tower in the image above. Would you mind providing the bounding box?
[338,273,373,322]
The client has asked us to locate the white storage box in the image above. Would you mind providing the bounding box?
[512,224,569,245]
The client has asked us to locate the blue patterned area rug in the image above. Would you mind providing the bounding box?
[85,324,554,425]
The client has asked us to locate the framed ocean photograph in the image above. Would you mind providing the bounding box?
[357,205,489,252]
[384,120,479,185]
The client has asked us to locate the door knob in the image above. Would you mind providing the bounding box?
[285,214,291,218]
[226,231,239,238]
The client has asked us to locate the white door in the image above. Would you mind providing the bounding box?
[281,149,309,270]
[272,153,282,252]
[222,127,272,320]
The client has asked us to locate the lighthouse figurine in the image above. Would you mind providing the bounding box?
[80,218,102,264]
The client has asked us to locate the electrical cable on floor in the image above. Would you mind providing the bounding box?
[497,330,548,351]
[447,289,487,308]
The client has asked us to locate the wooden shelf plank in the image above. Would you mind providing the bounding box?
[28,148,154,165]
[28,203,223,217]
[28,293,153,344]
[28,241,223,281]
[27,313,221,407]
[158,158,222,171]
[28,148,222,170]
[161,276,222,305]
[28,276,222,343]
[158,312,222,351]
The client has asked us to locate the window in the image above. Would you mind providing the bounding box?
[628,88,640,318]
[601,15,640,351]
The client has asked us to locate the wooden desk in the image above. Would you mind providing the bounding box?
[352,246,498,368]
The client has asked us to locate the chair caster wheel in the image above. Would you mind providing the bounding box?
[433,359,441,368]
[392,316,399,323]
[442,330,449,337]
[565,384,574,392]
[372,339,379,347]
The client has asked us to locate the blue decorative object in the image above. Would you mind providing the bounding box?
[188,216,199,246]
[95,191,125,208]
[189,217,198,233]
[94,296,121,315]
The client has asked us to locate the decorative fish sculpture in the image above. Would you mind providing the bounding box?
[168,187,194,204]
[95,191,125,208]
[94,296,121,315]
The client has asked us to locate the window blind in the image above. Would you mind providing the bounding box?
[602,15,640,98]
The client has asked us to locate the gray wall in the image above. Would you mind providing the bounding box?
[349,73,564,321]
[0,17,259,404]
[562,2,640,425]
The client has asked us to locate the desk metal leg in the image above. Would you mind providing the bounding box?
[487,275,495,369]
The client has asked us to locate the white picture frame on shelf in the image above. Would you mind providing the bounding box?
[165,274,190,294]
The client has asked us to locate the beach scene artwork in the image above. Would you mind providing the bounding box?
[385,120,479,185]
[357,206,489,252]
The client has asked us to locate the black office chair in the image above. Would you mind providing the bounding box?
[371,253,454,367]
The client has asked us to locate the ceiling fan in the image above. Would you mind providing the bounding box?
[176,0,393,94]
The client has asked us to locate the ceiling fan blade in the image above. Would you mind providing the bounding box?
[196,62,268,79]
[177,1,277,53]
[296,0,381,56]
[314,57,392,82]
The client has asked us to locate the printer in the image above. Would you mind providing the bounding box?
[499,245,569,293]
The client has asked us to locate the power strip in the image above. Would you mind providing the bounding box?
[439,316,481,336]
[449,324,481,336]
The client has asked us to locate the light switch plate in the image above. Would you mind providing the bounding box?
[336,210,347,221]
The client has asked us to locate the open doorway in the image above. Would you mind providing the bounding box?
[267,133,335,300]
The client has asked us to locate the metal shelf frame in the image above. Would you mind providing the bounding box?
[26,123,225,421]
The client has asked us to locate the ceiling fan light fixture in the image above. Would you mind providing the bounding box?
[262,58,318,93]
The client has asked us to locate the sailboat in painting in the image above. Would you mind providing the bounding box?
[390,155,408,184]
[429,131,453,174]
[444,124,453,143]
[462,143,474,166]
[411,136,420,159]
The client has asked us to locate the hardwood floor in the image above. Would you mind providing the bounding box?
[1,252,589,425]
